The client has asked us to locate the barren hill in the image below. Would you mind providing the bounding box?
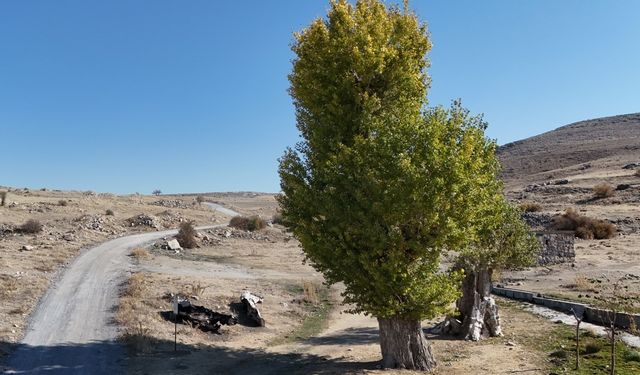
[497,113,640,187]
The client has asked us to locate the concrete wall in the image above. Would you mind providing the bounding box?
[493,285,640,330]
[535,231,575,265]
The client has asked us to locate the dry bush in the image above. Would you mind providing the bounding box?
[519,202,542,212]
[303,281,319,305]
[123,273,147,298]
[593,183,615,199]
[229,215,266,232]
[271,213,284,225]
[176,221,197,249]
[105,209,115,216]
[0,275,19,299]
[120,321,152,353]
[552,208,616,239]
[1,191,6,206]
[20,219,43,234]
[573,274,594,292]
[196,195,205,205]
[58,199,68,206]
[130,247,150,260]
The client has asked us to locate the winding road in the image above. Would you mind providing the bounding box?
[4,202,239,374]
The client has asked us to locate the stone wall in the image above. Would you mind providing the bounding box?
[534,230,575,265]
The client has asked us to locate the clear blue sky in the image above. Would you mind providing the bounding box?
[1,1,638,194]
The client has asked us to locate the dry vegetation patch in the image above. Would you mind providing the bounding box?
[593,183,615,199]
[553,208,616,239]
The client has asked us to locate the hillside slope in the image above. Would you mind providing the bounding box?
[497,113,640,187]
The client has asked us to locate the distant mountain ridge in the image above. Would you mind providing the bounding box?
[497,113,640,183]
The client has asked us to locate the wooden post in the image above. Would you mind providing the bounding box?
[173,296,178,351]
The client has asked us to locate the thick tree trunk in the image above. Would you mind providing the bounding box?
[378,317,436,371]
[457,268,503,341]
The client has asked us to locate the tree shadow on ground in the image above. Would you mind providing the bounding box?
[305,327,380,346]
[0,336,380,375]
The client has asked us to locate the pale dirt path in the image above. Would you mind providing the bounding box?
[4,226,218,375]
[203,202,241,217]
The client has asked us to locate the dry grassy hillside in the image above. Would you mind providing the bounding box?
[498,113,640,188]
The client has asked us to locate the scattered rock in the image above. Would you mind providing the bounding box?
[20,245,34,251]
[166,239,182,251]
[622,163,640,169]
[616,184,631,191]
[126,214,160,229]
[553,179,569,185]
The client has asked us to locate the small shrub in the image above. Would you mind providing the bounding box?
[520,202,542,212]
[583,341,602,354]
[0,191,6,206]
[176,221,197,249]
[635,169,640,177]
[549,349,568,359]
[130,248,150,260]
[196,195,205,205]
[624,350,640,362]
[58,199,68,206]
[20,219,43,234]
[105,209,115,216]
[272,213,284,225]
[593,183,614,199]
[573,274,594,292]
[552,208,616,239]
[229,215,266,232]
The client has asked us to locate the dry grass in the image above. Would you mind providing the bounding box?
[635,169,640,177]
[0,274,19,299]
[519,202,542,212]
[184,283,208,298]
[552,208,616,239]
[123,273,147,298]
[593,183,615,199]
[573,274,594,292]
[117,272,153,352]
[130,247,150,260]
[302,281,319,305]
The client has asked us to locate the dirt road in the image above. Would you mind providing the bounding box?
[4,227,218,374]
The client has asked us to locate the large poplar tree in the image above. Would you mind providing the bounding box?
[279,0,511,370]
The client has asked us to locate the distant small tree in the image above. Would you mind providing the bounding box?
[176,221,197,249]
[0,191,6,207]
[152,189,162,196]
[196,196,205,205]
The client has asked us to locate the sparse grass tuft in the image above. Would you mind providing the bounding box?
[176,221,197,249]
[185,283,208,297]
[130,247,150,260]
[229,215,266,232]
[303,281,319,305]
[20,219,43,234]
[593,183,615,199]
[520,202,542,212]
[583,340,602,354]
[58,199,68,206]
[552,208,616,239]
[105,209,115,216]
[123,273,147,298]
[572,274,594,292]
